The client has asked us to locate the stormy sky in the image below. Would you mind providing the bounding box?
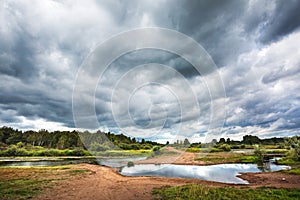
[0,0,299,142]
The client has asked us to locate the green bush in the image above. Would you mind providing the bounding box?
[89,143,110,151]
[285,136,300,161]
[15,148,28,156]
[141,144,152,149]
[186,147,201,153]
[152,146,161,152]
[254,145,266,164]
[210,148,223,152]
[219,144,231,152]
[127,161,134,167]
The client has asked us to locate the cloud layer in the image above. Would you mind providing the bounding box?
[0,0,299,142]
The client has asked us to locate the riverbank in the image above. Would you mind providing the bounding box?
[1,146,299,200]
[1,163,299,200]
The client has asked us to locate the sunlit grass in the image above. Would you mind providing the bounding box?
[0,166,91,200]
[153,185,300,200]
[195,153,257,164]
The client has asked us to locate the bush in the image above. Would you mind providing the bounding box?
[285,136,300,161]
[141,144,152,150]
[127,161,134,167]
[254,145,266,164]
[89,143,110,151]
[72,148,91,156]
[4,145,18,156]
[15,148,28,156]
[186,148,201,153]
[152,146,161,152]
[150,146,161,157]
[219,144,231,152]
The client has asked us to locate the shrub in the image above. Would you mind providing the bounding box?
[89,143,110,151]
[141,144,152,150]
[127,161,134,167]
[210,148,223,153]
[219,144,231,152]
[152,146,161,152]
[254,145,266,164]
[15,148,28,156]
[186,148,201,153]
[285,136,300,161]
[5,145,18,156]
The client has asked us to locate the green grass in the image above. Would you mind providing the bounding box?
[92,149,152,157]
[149,149,179,158]
[277,157,299,165]
[195,153,257,164]
[0,146,92,157]
[187,148,224,153]
[186,147,201,153]
[282,167,300,175]
[0,166,91,200]
[153,185,300,200]
[265,149,288,154]
[0,178,58,199]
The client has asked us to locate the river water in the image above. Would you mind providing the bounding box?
[0,157,290,184]
[119,163,291,184]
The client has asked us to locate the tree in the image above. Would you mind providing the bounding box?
[183,138,190,145]
[219,144,231,152]
[219,138,225,144]
[242,135,260,145]
[132,137,136,143]
[226,138,231,144]
[211,139,217,144]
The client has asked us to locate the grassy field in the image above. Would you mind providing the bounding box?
[0,166,92,200]
[153,185,300,200]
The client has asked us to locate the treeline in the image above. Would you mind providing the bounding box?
[189,135,285,148]
[0,126,160,151]
[0,126,83,149]
[0,126,293,151]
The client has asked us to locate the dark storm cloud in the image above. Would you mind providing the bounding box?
[259,0,300,43]
[169,0,250,66]
[0,32,38,81]
[105,49,198,79]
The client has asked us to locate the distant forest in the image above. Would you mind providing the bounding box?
[0,126,159,151]
[0,126,289,150]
